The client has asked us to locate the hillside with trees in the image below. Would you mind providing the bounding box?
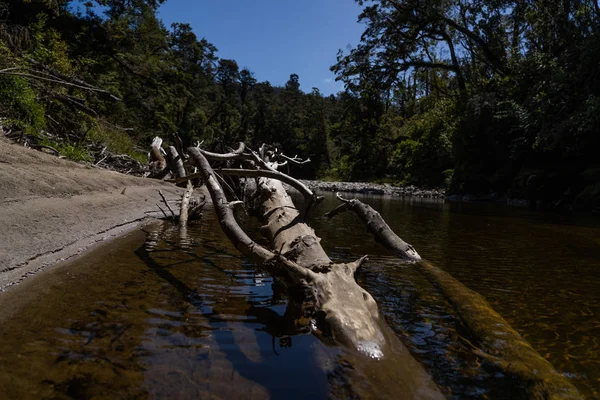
[1,0,599,210]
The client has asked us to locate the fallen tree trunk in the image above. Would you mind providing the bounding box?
[187,147,443,399]
[326,194,582,400]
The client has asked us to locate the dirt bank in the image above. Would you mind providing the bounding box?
[0,138,187,292]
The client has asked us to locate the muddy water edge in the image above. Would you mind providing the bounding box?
[0,192,599,399]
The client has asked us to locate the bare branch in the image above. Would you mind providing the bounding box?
[324,202,351,219]
[158,190,176,220]
[327,193,421,261]
[169,132,187,162]
[187,147,318,282]
[0,70,121,100]
[346,255,369,274]
[179,182,194,228]
[196,142,246,160]
[276,153,311,165]
[29,144,59,155]
[156,203,170,220]
[167,167,323,219]
[185,143,321,219]
[165,146,187,187]
[214,170,241,202]
[227,200,245,209]
[150,137,167,171]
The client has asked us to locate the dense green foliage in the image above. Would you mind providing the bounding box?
[1,0,599,208]
[334,0,600,208]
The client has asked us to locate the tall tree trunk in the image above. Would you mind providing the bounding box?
[444,32,468,101]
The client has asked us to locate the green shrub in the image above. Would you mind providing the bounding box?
[87,123,147,163]
[57,143,93,162]
[0,75,46,133]
[319,154,354,181]
[388,100,456,186]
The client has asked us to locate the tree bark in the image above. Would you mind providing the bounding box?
[149,136,167,173]
[178,181,194,228]
[326,194,582,400]
[325,193,421,261]
[165,146,186,187]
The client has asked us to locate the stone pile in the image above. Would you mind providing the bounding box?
[300,180,445,199]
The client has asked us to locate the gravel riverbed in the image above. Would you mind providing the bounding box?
[300,180,446,199]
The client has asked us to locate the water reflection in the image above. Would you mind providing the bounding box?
[134,222,441,399]
[135,221,333,399]
[0,193,598,398]
[312,192,600,398]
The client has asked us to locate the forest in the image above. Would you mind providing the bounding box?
[1,0,599,210]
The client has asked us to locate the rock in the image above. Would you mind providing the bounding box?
[300,180,446,199]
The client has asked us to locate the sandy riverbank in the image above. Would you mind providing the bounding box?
[0,138,187,292]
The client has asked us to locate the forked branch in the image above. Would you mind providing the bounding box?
[168,144,323,219]
[187,147,318,283]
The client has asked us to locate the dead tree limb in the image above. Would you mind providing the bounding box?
[187,147,315,281]
[158,190,176,220]
[277,153,311,165]
[326,195,582,400]
[166,146,186,179]
[191,143,321,213]
[179,181,194,228]
[165,146,187,188]
[0,69,121,100]
[325,193,421,261]
[166,167,323,218]
[196,142,246,160]
[156,203,170,220]
[217,168,322,211]
[150,136,167,172]
[169,132,187,162]
[149,137,205,226]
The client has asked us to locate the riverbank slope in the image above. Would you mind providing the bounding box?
[0,138,183,291]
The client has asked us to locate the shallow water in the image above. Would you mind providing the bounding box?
[0,193,599,398]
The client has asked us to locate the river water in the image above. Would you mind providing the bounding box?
[0,193,599,399]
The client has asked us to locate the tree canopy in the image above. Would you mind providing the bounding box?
[1,0,598,209]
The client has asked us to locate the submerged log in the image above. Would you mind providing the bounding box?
[326,194,582,400]
[188,147,443,399]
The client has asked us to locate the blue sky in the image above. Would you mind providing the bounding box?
[157,0,365,95]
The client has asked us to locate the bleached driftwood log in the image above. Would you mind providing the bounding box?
[149,136,167,172]
[187,146,443,399]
